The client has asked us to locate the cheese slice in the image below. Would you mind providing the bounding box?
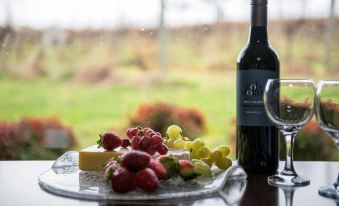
[78,145,190,171]
[78,145,126,171]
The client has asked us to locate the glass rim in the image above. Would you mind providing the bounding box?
[267,78,314,83]
[317,80,339,85]
[316,80,339,96]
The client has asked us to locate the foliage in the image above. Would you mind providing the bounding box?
[129,102,206,139]
[0,117,76,160]
[278,99,339,160]
[281,120,339,161]
[229,119,338,161]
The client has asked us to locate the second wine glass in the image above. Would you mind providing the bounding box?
[315,80,339,199]
[264,79,315,187]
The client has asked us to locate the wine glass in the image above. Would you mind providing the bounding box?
[315,80,339,199]
[264,79,315,187]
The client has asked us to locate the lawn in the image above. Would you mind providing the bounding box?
[0,70,236,151]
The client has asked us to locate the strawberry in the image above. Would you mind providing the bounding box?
[121,151,151,172]
[156,155,179,178]
[178,160,198,180]
[103,160,119,181]
[111,167,137,193]
[136,168,159,192]
[148,159,167,180]
[97,132,123,150]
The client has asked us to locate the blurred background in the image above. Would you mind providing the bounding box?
[0,0,338,160]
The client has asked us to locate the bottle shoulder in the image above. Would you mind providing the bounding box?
[237,42,279,70]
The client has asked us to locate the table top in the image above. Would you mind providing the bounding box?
[0,161,338,206]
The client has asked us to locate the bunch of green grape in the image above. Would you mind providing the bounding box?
[164,125,189,149]
[165,125,232,175]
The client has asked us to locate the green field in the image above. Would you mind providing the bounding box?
[0,71,236,150]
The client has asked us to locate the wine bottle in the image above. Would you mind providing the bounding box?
[236,0,279,174]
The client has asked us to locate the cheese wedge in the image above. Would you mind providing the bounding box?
[78,145,125,171]
[78,145,190,171]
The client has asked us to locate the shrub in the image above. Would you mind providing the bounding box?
[0,117,76,160]
[229,118,338,161]
[128,102,206,139]
[282,120,339,161]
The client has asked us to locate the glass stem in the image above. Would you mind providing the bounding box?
[334,172,339,190]
[282,132,297,175]
[284,188,295,206]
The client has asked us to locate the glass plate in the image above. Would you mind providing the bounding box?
[38,151,246,201]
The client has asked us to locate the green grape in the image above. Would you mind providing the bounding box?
[216,145,230,157]
[190,150,200,160]
[194,162,211,177]
[192,138,205,151]
[163,139,169,146]
[173,139,185,149]
[201,158,213,167]
[191,159,205,164]
[167,137,178,148]
[210,150,223,162]
[166,125,182,139]
[198,147,211,158]
[214,158,232,170]
[183,136,190,141]
[185,141,193,150]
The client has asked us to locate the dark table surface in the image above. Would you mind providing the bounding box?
[0,161,338,206]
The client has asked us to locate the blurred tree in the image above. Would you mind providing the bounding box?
[277,0,284,19]
[205,0,226,24]
[0,0,16,75]
[301,0,307,19]
[283,0,307,68]
[324,0,336,70]
[158,0,169,77]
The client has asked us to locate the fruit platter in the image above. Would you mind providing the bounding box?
[38,125,246,200]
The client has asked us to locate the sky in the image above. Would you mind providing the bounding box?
[0,0,337,30]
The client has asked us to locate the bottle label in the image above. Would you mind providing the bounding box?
[236,69,277,126]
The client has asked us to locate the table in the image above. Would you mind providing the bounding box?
[0,161,338,206]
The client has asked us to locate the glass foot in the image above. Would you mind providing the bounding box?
[318,186,339,199]
[267,173,310,187]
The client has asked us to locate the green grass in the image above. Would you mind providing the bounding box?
[0,71,236,150]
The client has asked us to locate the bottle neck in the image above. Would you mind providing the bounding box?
[249,26,268,44]
[251,4,267,26]
[249,3,268,44]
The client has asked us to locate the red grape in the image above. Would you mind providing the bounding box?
[156,144,168,155]
[131,136,141,149]
[146,145,156,155]
[144,128,154,137]
[122,139,131,148]
[139,136,151,150]
[144,127,153,133]
[148,132,157,137]
[127,128,139,139]
[151,135,163,146]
